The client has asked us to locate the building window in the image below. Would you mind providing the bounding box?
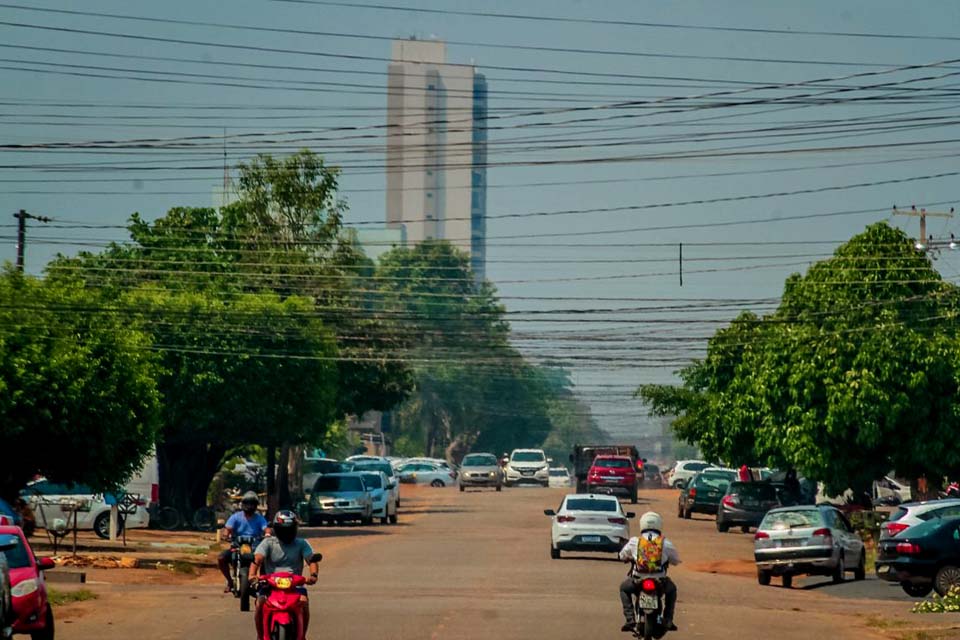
[426,192,433,198]
[428,84,435,90]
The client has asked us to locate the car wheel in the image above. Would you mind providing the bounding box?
[673,480,684,489]
[496,485,502,492]
[854,550,866,581]
[683,505,691,520]
[782,574,793,589]
[381,516,389,525]
[716,519,729,533]
[431,479,445,488]
[361,513,373,526]
[93,511,124,540]
[901,581,933,598]
[832,556,845,584]
[389,513,398,525]
[550,545,560,560]
[30,606,53,640]
[630,490,638,504]
[934,564,960,596]
[459,484,465,492]
[741,525,751,534]
[757,569,771,586]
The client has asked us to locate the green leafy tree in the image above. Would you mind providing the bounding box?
[0,269,160,501]
[639,222,960,495]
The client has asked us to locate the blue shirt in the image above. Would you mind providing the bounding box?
[225,511,269,539]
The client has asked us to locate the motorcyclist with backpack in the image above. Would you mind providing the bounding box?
[218,491,269,593]
[618,511,681,633]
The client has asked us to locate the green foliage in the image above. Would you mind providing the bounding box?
[0,269,161,500]
[912,587,960,614]
[47,588,98,606]
[639,223,960,493]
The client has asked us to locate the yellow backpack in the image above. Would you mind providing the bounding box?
[636,534,665,572]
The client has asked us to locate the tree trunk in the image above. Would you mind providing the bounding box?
[278,443,291,510]
[157,441,228,516]
[265,446,278,518]
[287,445,303,501]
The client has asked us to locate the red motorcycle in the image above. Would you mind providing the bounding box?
[258,554,321,640]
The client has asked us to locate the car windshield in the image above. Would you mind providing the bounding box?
[353,462,394,477]
[462,454,497,467]
[762,510,823,530]
[695,476,730,492]
[549,469,568,477]
[512,452,545,462]
[595,458,631,469]
[0,534,30,568]
[889,507,909,522]
[565,498,618,512]
[732,483,778,500]
[313,476,364,493]
[360,474,383,490]
[304,459,343,475]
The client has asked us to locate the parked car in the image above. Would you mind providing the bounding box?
[716,481,780,533]
[677,470,737,519]
[0,536,12,640]
[396,463,457,488]
[876,516,960,597]
[754,505,866,588]
[302,458,348,497]
[458,453,503,492]
[586,455,638,504]
[20,480,150,540]
[880,499,960,540]
[307,473,374,525]
[641,463,663,488]
[548,468,573,488]
[0,526,56,639]
[358,471,398,525]
[544,494,634,559]
[348,459,401,510]
[666,460,712,489]
[504,449,550,487]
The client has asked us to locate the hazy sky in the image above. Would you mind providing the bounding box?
[2,1,959,440]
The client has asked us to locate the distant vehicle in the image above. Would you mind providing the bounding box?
[641,463,663,488]
[876,516,960,597]
[677,470,737,519]
[873,476,912,506]
[754,505,865,588]
[458,453,503,492]
[21,479,150,540]
[665,460,711,489]
[716,481,780,533]
[396,462,457,488]
[348,459,401,511]
[302,458,348,497]
[586,455,638,504]
[548,468,573,488]
[0,526,56,639]
[358,471,398,525]
[544,494,634,559]
[569,445,642,493]
[880,499,960,540]
[504,449,551,487]
[307,473,374,525]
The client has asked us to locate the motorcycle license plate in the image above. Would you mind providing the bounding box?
[638,593,658,610]
[583,535,603,543]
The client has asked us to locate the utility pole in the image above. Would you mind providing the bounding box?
[893,205,955,249]
[13,210,51,272]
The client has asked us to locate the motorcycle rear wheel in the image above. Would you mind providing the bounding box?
[239,573,250,612]
[643,615,655,640]
[273,623,293,640]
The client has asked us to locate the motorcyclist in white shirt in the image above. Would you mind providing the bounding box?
[617,511,680,633]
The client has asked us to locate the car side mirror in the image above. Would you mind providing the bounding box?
[547,458,554,464]
[626,512,636,519]
[310,553,323,563]
[543,509,556,517]
[388,483,396,490]
[36,557,56,571]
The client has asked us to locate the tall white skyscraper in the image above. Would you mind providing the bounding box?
[385,39,487,279]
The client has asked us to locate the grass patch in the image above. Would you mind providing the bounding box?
[47,588,97,606]
[171,560,198,575]
[864,615,910,630]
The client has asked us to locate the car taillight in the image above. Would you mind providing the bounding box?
[885,522,910,537]
[896,542,922,555]
[754,531,769,540]
[608,517,627,525]
[722,495,737,507]
[641,579,657,593]
[151,483,159,504]
[557,515,576,523]
[689,488,697,497]
[812,528,833,541]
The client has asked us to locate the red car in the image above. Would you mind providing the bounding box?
[0,526,55,640]
[586,455,638,504]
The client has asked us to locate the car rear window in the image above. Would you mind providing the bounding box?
[595,458,632,469]
[761,509,823,530]
[732,483,778,500]
[919,505,960,521]
[566,498,618,512]
[694,476,730,492]
[889,507,908,522]
[352,462,394,477]
[313,476,364,493]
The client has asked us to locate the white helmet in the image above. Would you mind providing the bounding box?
[639,511,663,533]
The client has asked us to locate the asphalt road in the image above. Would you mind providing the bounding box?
[61,486,920,640]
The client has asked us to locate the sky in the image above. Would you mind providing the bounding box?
[2,1,960,442]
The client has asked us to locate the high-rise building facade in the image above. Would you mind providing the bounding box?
[385,39,487,280]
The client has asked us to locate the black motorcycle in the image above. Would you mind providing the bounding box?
[229,535,258,611]
[631,575,670,640]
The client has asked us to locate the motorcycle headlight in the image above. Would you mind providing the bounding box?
[12,579,38,597]
[273,577,292,590]
[240,544,252,554]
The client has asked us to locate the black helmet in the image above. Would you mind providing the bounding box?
[273,510,298,543]
[241,491,260,509]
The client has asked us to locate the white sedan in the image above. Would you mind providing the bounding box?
[548,467,573,488]
[397,462,458,487]
[544,494,634,559]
